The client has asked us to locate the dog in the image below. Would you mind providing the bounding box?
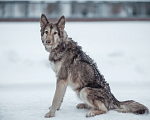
[40,14,149,118]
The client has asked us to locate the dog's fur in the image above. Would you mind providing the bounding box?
[40,14,149,118]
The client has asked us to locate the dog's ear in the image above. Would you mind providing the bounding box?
[40,14,49,28]
[57,15,66,29]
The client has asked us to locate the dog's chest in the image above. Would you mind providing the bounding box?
[68,73,81,90]
[50,61,62,75]
[68,74,76,89]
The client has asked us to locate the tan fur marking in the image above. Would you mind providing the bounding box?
[94,100,108,112]
[80,88,96,109]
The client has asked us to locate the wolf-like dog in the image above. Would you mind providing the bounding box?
[40,14,149,118]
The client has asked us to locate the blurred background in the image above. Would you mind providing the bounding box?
[0,0,150,21]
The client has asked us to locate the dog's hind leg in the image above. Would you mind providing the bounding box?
[79,87,108,117]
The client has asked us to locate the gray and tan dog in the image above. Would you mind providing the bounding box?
[40,14,149,118]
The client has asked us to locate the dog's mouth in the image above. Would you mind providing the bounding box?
[44,43,54,46]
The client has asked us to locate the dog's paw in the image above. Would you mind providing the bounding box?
[45,112,55,118]
[86,111,95,117]
[86,110,106,117]
[76,103,90,109]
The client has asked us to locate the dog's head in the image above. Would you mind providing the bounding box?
[40,14,67,51]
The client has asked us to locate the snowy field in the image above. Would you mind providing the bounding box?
[0,21,150,120]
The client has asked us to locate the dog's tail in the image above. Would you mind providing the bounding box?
[112,97,149,114]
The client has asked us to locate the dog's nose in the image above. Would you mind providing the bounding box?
[46,40,51,44]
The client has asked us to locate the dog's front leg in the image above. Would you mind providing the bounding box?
[49,84,67,110]
[56,85,67,110]
[45,80,67,118]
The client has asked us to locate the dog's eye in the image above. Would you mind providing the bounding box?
[54,32,57,35]
[45,31,48,34]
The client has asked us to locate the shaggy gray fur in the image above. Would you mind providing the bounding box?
[40,14,149,117]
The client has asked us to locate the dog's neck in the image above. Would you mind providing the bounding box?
[48,40,69,62]
[50,43,63,53]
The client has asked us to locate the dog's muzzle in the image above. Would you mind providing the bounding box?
[46,40,51,44]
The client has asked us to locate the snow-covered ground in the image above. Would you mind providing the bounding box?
[0,21,150,120]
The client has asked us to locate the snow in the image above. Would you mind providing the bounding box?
[0,21,150,119]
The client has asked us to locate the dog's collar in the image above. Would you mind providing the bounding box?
[51,44,64,53]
